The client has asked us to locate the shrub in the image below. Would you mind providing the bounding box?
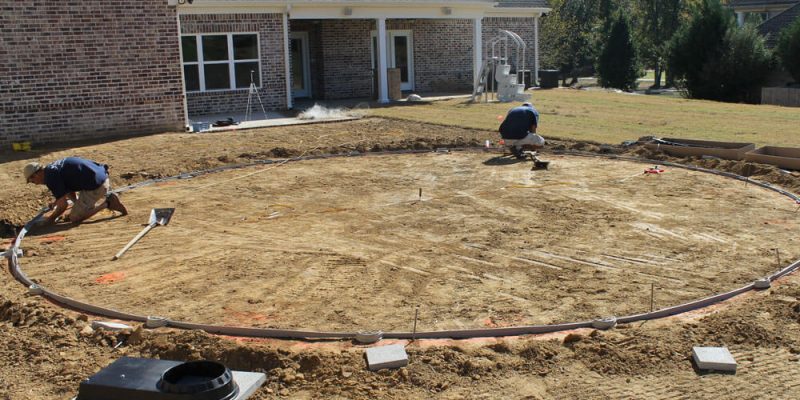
[776,16,800,83]
[668,0,771,102]
[597,14,641,91]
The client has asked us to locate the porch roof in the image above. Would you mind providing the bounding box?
[178,1,551,17]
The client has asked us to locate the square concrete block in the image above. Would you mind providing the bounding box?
[693,346,737,373]
[232,371,267,400]
[366,344,408,371]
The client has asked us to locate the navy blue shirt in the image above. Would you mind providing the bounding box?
[44,157,108,199]
[499,105,539,140]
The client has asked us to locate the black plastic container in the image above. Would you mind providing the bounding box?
[77,357,239,400]
[159,361,239,400]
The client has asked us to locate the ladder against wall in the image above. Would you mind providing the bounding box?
[471,29,531,103]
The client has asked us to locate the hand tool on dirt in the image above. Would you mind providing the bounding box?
[522,151,550,170]
[112,208,174,261]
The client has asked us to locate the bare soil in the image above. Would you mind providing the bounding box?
[2,117,800,399]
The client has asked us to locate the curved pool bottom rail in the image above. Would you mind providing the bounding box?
[6,148,800,340]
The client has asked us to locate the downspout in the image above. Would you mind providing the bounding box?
[534,15,539,87]
[283,7,293,109]
[176,9,190,130]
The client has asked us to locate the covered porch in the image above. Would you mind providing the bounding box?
[176,1,547,123]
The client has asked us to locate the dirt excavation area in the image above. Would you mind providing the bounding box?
[19,152,799,332]
[2,117,800,399]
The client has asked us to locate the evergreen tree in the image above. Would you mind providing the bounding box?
[668,0,771,102]
[776,16,800,83]
[597,14,641,90]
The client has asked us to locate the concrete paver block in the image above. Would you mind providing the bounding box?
[232,371,267,400]
[366,344,408,371]
[693,346,737,373]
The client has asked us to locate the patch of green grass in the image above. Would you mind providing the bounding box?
[369,90,800,147]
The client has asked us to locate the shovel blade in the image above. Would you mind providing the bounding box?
[148,208,175,226]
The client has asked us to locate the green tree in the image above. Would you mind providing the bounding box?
[776,16,800,83]
[597,13,641,90]
[635,0,683,88]
[541,0,637,86]
[668,0,771,102]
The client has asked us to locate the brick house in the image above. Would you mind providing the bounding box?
[730,0,799,26]
[1,1,550,146]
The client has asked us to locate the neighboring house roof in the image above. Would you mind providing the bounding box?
[758,2,800,47]
[495,0,550,7]
[730,0,798,7]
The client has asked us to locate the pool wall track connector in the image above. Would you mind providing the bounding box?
[6,148,800,340]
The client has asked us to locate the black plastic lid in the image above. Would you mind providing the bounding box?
[158,361,239,400]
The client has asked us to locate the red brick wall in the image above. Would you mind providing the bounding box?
[401,19,475,93]
[179,13,288,115]
[319,19,375,100]
[0,0,185,146]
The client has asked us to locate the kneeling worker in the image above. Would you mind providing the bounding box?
[23,157,128,224]
[499,102,545,158]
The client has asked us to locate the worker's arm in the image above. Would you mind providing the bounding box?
[45,195,71,224]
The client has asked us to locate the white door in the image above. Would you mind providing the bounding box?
[290,32,311,98]
[371,30,414,91]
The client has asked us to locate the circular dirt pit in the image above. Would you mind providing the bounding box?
[22,153,799,331]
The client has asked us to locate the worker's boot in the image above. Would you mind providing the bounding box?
[106,193,128,216]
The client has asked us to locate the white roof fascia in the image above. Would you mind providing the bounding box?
[179,1,519,18]
[485,7,551,17]
[290,4,490,19]
[178,1,286,14]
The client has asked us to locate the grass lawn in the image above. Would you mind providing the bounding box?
[369,89,800,147]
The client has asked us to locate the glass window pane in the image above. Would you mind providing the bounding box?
[202,35,229,61]
[291,39,304,91]
[184,65,200,91]
[233,34,258,60]
[235,62,260,88]
[181,36,197,62]
[204,64,230,90]
[394,36,409,83]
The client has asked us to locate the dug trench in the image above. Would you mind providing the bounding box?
[2,117,800,399]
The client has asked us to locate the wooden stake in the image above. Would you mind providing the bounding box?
[650,283,655,313]
[412,307,419,342]
[419,188,422,201]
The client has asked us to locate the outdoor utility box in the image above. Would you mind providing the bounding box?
[645,138,755,161]
[76,357,265,400]
[539,70,559,89]
[388,68,402,100]
[745,146,800,170]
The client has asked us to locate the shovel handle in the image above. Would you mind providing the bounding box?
[112,223,156,261]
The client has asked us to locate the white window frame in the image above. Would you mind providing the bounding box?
[181,32,262,93]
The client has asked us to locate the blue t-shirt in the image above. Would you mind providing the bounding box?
[44,157,108,199]
[499,105,539,140]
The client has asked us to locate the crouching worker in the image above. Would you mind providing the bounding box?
[23,157,128,224]
[499,102,545,159]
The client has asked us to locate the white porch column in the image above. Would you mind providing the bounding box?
[534,15,539,87]
[736,12,745,26]
[283,11,293,109]
[176,11,189,130]
[377,18,389,103]
[473,17,482,89]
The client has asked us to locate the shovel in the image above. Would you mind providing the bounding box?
[112,208,174,261]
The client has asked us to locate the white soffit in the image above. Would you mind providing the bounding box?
[177,0,545,18]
